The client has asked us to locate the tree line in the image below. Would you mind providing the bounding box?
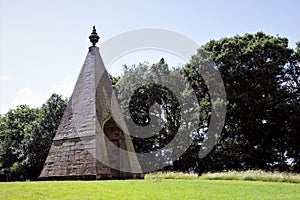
[0,32,299,181]
[0,95,67,181]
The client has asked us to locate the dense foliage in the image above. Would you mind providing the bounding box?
[198,32,299,173]
[0,94,67,181]
[115,32,299,173]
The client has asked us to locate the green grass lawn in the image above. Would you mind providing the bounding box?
[0,179,299,200]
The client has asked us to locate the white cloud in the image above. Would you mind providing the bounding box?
[0,88,44,114]
[0,76,75,115]
[47,75,74,98]
[0,75,14,81]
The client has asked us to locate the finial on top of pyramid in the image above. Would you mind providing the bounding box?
[89,26,100,46]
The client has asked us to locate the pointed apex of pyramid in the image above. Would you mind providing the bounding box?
[89,26,100,46]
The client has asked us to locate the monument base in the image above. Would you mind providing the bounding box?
[39,173,144,180]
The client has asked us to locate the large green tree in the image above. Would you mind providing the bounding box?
[285,41,300,172]
[0,94,67,181]
[0,105,40,181]
[115,59,186,171]
[194,32,299,172]
[113,33,299,173]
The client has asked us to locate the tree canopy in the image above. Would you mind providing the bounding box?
[197,32,299,172]
[0,94,67,181]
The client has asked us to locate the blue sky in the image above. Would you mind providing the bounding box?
[1,0,299,114]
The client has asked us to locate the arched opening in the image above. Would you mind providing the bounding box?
[103,118,124,178]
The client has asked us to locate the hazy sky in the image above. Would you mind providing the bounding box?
[1,0,299,114]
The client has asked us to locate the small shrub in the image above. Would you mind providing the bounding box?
[145,170,300,183]
[200,170,300,183]
[145,171,199,180]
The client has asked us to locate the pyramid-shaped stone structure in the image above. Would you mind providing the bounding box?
[39,27,144,180]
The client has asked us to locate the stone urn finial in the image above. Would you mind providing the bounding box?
[89,26,100,46]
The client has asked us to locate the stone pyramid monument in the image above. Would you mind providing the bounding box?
[39,27,144,180]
